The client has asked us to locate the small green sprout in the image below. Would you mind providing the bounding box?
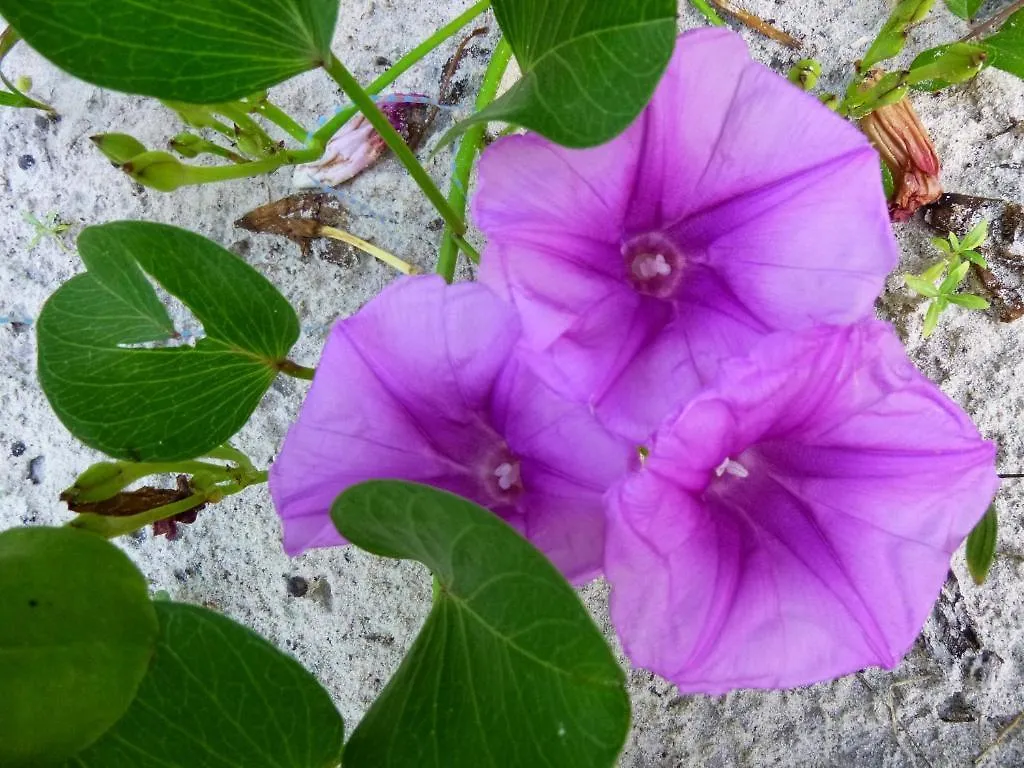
[23,211,72,252]
[904,219,990,337]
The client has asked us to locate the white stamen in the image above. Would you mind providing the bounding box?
[494,461,520,491]
[714,457,749,479]
[632,252,672,280]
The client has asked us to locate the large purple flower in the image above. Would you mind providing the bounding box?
[605,321,998,693]
[269,276,632,582]
[473,29,899,442]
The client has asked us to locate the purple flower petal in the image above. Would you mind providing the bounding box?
[473,29,898,442]
[605,321,998,692]
[270,276,632,581]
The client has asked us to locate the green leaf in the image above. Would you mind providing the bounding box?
[0,527,158,766]
[963,249,988,268]
[944,0,984,20]
[959,219,989,251]
[453,0,677,148]
[907,42,987,91]
[930,236,954,255]
[949,231,962,251]
[63,602,344,768]
[905,274,940,297]
[37,221,299,462]
[966,505,998,584]
[0,0,339,102]
[948,293,990,309]
[923,298,943,336]
[862,0,936,69]
[333,481,631,768]
[921,260,948,282]
[940,260,971,292]
[984,8,1024,80]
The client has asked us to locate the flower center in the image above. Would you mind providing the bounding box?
[482,446,524,504]
[714,457,749,479]
[621,232,684,299]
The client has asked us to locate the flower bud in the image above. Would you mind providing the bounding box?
[169,132,207,158]
[294,93,432,189]
[788,59,821,91]
[90,133,147,166]
[858,92,941,222]
[121,151,196,192]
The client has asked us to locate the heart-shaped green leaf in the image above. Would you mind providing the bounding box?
[0,0,339,102]
[984,8,1024,80]
[333,481,630,768]
[37,221,300,462]
[62,602,345,768]
[0,527,158,767]
[453,0,676,148]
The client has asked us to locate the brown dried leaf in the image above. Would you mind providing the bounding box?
[235,191,348,258]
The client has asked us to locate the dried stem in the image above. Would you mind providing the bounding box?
[320,225,420,275]
[708,0,801,48]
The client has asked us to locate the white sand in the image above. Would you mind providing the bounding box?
[2,1,1023,765]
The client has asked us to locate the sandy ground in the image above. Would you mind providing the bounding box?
[2,1,1023,765]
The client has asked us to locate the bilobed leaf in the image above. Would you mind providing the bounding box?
[944,0,983,20]
[862,0,936,69]
[453,0,676,148]
[63,602,345,768]
[333,481,630,768]
[984,8,1024,80]
[0,527,157,767]
[0,0,338,102]
[37,221,299,462]
[966,505,997,584]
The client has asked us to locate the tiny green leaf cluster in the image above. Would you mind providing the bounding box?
[904,220,990,337]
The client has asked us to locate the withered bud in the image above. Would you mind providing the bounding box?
[858,88,941,222]
[294,94,432,189]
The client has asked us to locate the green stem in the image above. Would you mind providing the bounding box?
[217,102,276,150]
[278,359,316,380]
[203,443,256,472]
[436,38,511,282]
[310,0,491,149]
[256,100,309,144]
[323,53,467,234]
[183,146,321,184]
[690,0,726,25]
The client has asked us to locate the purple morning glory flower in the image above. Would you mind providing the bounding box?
[604,321,998,693]
[269,276,632,582]
[472,29,899,442]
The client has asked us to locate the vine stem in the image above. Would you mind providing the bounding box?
[310,0,491,149]
[689,0,726,26]
[436,37,512,282]
[278,359,317,380]
[165,2,490,189]
[323,53,467,235]
[256,100,310,144]
[962,0,1024,41]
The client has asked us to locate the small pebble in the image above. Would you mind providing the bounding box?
[375,56,392,67]
[18,155,35,170]
[10,441,26,457]
[27,456,44,485]
[287,575,309,597]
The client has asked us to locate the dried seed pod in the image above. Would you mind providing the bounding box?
[859,88,942,222]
